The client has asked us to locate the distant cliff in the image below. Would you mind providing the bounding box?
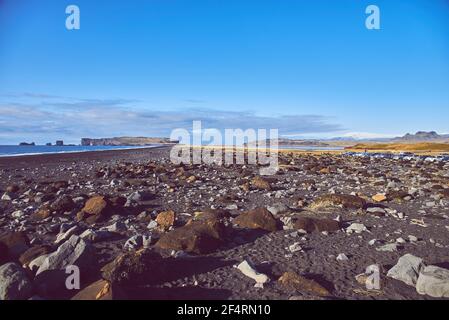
[81,137,178,146]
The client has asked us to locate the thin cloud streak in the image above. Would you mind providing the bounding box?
[0,95,344,144]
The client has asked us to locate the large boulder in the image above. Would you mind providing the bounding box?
[101,249,165,286]
[416,265,449,298]
[19,245,53,268]
[278,271,331,297]
[76,195,114,224]
[71,279,125,300]
[156,219,225,254]
[387,254,425,287]
[50,195,75,213]
[309,194,366,210]
[251,176,272,191]
[293,216,340,233]
[233,207,278,232]
[0,231,30,258]
[0,262,34,300]
[36,235,93,275]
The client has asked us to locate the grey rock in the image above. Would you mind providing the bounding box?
[416,265,449,298]
[124,234,151,251]
[387,254,425,286]
[376,243,399,252]
[36,235,93,275]
[266,203,289,216]
[0,263,33,300]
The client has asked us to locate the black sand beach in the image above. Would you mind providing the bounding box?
[1,146,449,300]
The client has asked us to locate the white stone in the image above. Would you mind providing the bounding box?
[336,253,349,261]
[54,225,80,244]
[416,265,449,298]
[346,223,368,234]
[387,254,425,286]
[288,242,302,253]
[236,260,269,287]
[376,243,398,252]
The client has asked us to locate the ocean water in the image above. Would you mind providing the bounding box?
[0,145,162,157]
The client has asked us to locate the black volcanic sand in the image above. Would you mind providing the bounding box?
[0,146,448,300]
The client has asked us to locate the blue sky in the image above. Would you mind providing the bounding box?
[0,0,448,144]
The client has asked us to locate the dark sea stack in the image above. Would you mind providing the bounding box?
[81,136,176,146]
[18,142,35,146]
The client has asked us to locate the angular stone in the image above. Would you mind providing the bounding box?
[36,235,93,275]
[0,262,33,300]
[293,217,340,233]
[233,207,278,232]
[71,279,125,300]
[124,234,151,251]
[82,196,109,216]
[387,254,425,287]
[33,207,51,220]
[19,245,52,267]
[278,271,330,297]
[156,210,176,230]
[251,176,272,191]
[156,219,225,254]
[416,265,449,298]
[0,231,30,258]
[50,195,75,213]
[372,194,387,202]
[101,249,165,286]
[310,194,366,210]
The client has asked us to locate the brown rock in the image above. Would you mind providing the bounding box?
[53,181,69,189]
[310,194,366,210]
[101,249,165,285]
[82,196,109,216]
[0,231,30,258]
[293,216,340,233]
[71,280,125,300]
[279,272,330,297]
[240,182,250,192]
[386,190,411,202]
[156,219,225,254]
[6,185,19,193]
[319,167,330,174]
[233,207,278,232]
[33,207,51,220]
[440,189,449,199]
[19,245,52,267]
[156,210,176,230]
[251,176,272,191]
[372,194,387,202]
[194,209,231,221]
[50,195,75,213]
